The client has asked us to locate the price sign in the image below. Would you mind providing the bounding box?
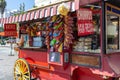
[4,24,17,36]
[77,8,94,36]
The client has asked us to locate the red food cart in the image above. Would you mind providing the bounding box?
[1,0,120,80]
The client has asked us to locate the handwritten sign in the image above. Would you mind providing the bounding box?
[77,8,94,36]
[4,24,17,36]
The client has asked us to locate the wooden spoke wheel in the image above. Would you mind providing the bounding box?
[14,58,31,80]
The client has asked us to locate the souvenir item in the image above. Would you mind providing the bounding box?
[58,3,69,16]
[50,39,57,46]
[64,16,74,49]
[58,43,63,52]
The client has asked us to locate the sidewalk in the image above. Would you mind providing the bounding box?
[0,46,18,80]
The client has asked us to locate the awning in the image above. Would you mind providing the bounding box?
[0,0,101,24]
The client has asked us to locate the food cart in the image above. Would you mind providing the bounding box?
[1,0,120,80]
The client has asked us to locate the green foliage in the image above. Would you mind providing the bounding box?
[0,0,7,14]
[0,26,3,32]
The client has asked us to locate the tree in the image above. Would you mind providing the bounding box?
[0,0,6,40]
[19,3,25,14]
[0,0,7,18]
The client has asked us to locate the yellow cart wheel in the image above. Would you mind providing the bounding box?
[14,58,31,80]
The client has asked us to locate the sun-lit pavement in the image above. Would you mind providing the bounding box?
[0,43,18,80]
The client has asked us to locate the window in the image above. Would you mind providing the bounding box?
[49,52,61,63]
[21,34,29,48]
[19,18,48,50]
[72,3,101,53]
[106,4,120,53]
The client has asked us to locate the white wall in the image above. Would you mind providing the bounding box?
[35,0,69,7]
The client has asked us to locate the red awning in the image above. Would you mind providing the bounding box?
[0,0,101,24]
[6,17,9,23]
[3,18,6,24]
[0,0,79,23]
[1,18,4,24]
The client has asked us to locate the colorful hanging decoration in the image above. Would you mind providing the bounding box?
[64,15,74,49]
[58,3,74,49]
[48,15,64,52]
[58,43,63,52]
[26,24,38,37]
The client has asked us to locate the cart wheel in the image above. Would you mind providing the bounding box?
[14,58,31,80]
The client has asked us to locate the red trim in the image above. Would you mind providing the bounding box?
[35,10,40,19]
[0,0,79,23]
[67,2,72,11]
[8,17,10,23]
[1,18,4,24]
[26,12,31,21]
[5,18,8,24]
[41,9,45,18]
[30,11,35,20]
[15,15,19,22]
[6,18,8,23]
[3,18,5,24]
[22,13,27,21]
[47,7,51,17]
[44,9,48,17]
[53,5,57,16]
[75,0,80,10]
[12,16,15,23]
[11,16,13,23]
[9,16,13,23]
[19,14,23,22]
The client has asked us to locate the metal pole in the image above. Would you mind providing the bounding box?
[9,37,14,56]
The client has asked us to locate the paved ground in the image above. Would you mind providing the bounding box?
[0,44,18,80]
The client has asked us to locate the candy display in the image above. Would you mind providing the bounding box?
[57,4,74,50]
[19,10,74,52]
[64,15,74,49]
[49,15,64,52]
[26,24,38,37]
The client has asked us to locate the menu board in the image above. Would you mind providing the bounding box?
[4,24,17,36]
[71,54,100,68]
[77,8,94,36]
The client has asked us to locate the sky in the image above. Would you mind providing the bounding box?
[6,0,34,11]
